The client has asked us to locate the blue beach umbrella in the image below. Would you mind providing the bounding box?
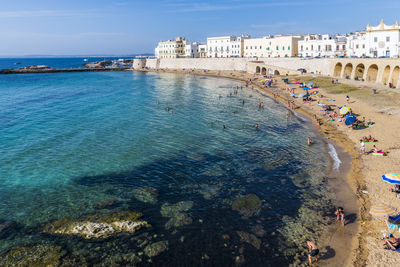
[344,114,357,125]
[382,173,400,185]
[303,87,311,90]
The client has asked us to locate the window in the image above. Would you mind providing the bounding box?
[259,46,262,49]
[276,45,279,50]
[283,46,285,50]
[356,44,359,49]
[386,36,390,42]
[301,45,303,51]
[374,37,377,42]
[311,45,313,50]
[318,45,321,51]
[362,44,365,48]
[288,46,290,50]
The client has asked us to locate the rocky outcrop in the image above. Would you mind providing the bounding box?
[132,187,158,204]
[42,211,150,239]
[144,241,168,257]
[0,244,65,267]
[232,194,261,217]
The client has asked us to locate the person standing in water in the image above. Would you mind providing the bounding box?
[307,137,312,146]
[255,123,259,129]
[306,241,319,265]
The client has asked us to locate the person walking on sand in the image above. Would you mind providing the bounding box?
[307,241,319,265]
[360,140,365,154]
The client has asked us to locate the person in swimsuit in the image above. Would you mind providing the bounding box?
[307,137,313,146]
[335,207,345,226]
[382,233,400,250]
[307,241,319,265]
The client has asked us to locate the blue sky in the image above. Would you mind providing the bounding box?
[1,0,399,56]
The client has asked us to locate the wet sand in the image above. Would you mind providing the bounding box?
[137,68,366,266]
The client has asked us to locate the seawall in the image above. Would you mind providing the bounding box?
[134,58,335,76]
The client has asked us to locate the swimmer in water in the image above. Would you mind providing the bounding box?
[307,137,313,146]
[255,123,259,129]
[222,125,226,129]
[242,100,245,105]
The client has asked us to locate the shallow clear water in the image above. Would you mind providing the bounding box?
[0,71,333,265]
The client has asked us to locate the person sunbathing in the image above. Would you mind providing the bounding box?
[390,185,400,194]
[382,233,400,250]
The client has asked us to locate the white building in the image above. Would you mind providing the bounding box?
[198,44,207,58]
[298,34,347,58]
[244,35,302,58]
[185,42,200,58]
[346,32,368,58]
[155,37,186,59]
[207,36,236,58]
[365,20,400,58]
[229,35,250,57]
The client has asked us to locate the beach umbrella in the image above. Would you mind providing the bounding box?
[303,87,311,90]
[299,82,304,85]
[311,91,319,95]
[298,93,304,98]
[370,204,396,216]
[345,114,357,126]
[291,78,297,81]
[286,84,292,87]
[382,173,400,185]
[339,106,350,115]
[307,82,313,86]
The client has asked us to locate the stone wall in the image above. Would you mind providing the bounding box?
[138,57,334,76]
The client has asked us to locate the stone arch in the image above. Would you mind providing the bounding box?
[381,65,391,84]
[354,64,365,80]
[391,66,400,88]
[256,66,261,73]
[343,63,353,79]
[274,70,280,75]
[333,62,342,77]
[366,64,378,82]
[261,67,267,75]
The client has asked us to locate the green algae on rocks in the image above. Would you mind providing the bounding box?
[42,211,150,239]
[232,194,261,217]
[0,244,65,267]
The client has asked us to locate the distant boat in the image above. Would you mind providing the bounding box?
[83,59,88,62]
[14,62,21,65]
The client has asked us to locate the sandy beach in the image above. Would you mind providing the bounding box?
[138,67,400,266]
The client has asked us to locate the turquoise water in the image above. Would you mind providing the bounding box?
[0,71,333,265]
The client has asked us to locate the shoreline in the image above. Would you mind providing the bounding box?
[138,68,366,265]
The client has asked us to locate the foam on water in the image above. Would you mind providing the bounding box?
[328,143,342,171]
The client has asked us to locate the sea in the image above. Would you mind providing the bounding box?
[0,58,337,266]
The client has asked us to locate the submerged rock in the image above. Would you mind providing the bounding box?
[237,231,261,249]
[43,211,150,239]
[250,224,266,237]
[94,198,117,209]
[199,184,222,200]
[232,194,261,217]
[0,221,16,238]
[165,212,193,230]
[132,187,158,204]
[144,241,168,257]
[0,244,65,267]
[160,201,193,217]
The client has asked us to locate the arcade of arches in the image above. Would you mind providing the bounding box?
[333,61,400,88]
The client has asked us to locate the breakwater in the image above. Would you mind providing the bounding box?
[0,67,130,75]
